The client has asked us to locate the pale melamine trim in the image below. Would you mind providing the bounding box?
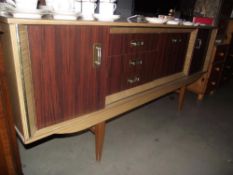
[105,72,184,105]
[18,25,37,135]
[202,29,218,72]
[23,72,202,144]
[183,29,198,75]
[1,17,199,29]
[110,27,194,34]
[8,24,30,139]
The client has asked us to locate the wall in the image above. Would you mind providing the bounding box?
[194,0,221,18]
[116,0,133,18]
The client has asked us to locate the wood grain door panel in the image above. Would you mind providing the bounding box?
[27,25,109,129]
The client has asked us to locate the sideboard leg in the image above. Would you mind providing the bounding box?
[94,122,106,161]
[178,86,186,111]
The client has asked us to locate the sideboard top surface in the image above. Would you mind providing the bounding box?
[0,17,214,29]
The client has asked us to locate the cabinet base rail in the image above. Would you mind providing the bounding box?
[15,73,201,160]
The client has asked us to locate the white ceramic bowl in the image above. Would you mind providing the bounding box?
[145,17,167,24]
[15,0,38,10]
[46,0,74,13]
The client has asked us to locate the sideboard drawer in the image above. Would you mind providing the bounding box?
[214,44,228,62]
[124,34,159,53]
[206,62,224,94]
[123,53,144,74]
[209,62,224,79]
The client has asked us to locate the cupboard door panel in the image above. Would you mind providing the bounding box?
[214,44,228,63]
[27,25,109,129]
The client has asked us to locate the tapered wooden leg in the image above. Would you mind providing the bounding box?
[178,86,186,111]
[93,122,106,161]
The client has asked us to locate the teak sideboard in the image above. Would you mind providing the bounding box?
[0,18,217,161]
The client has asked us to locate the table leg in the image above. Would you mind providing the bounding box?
[92,122,106,161]
[178,86,186,111]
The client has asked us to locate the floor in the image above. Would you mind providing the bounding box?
[19,81,233,175]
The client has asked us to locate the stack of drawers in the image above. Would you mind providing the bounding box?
[221,34,233,84]
[107,31,189,95]
[206,44,228,94]
[121,34,159,89]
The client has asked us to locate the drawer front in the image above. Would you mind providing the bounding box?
[124,34,159,54]
[122,52,156,89]
[206,80,218,95]
[214,45,228,62]
[123,53,144,74]
[122,55,144,89]
[122,72,143,90]
[225,53,233,65]
[209,62,224,80]
[206,62,224,94]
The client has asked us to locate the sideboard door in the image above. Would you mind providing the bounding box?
[27,25,109,129]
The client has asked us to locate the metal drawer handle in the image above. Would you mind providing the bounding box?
[211,81,216,86]
[129,59,143,66]
[215,67,220,71]
[218,52,224,57]
[171,39,178,43]
[171,38,182,43]
[130,41,144,47]
[93,43,102,67]
[127,76,140,84]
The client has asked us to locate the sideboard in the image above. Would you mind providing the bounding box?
[0,18,217,161]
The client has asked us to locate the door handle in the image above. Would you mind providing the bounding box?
[195,39,202,49]
[93,43,102,67]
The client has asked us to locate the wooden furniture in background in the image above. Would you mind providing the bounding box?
[0,29,22,175]
[205,44,228,95]
[188,43,228,99]
[220,34,233,85]
[188,19,233,99]
[216,0,233,40]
